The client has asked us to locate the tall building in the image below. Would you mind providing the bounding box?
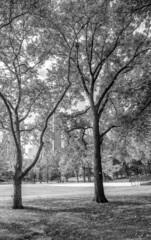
[53,116,62,152]
[26,114,63,159]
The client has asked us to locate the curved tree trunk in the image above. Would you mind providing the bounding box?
[93,114,108,203]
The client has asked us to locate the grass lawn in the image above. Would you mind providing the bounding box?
[0,185,151,240]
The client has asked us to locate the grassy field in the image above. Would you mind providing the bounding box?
[0,185,151,240]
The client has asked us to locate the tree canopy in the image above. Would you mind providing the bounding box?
[0,0,151,207]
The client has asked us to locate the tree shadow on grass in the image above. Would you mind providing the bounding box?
[1,197,151,240]
[24,196,151,215]
[25,205,91,214]
[109,195,151,205]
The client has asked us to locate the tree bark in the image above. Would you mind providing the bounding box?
[83,165,86,182]
[87,163,91,182]
[76,172,79,182]
[13,171,23,209]
[13,147,24,209]
[93,114,108,203]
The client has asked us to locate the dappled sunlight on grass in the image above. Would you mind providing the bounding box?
[0,186,151,239]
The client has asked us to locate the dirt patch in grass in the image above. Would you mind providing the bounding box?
[0,188,151,240]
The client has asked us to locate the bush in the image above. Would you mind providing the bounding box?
[141,181,151,186]
[0,178,5,182]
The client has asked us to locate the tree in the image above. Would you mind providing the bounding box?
[102,127,151,179]
[59,134,86,182]
[61,107,94,182]
[0,1,71,208]
[45,0,151,202]
[81,146,93,182]
[0,131,16,179]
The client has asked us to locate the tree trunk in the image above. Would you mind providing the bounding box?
[87,164,91,182]
[46,173,49,183]
[13,148,24,209]
[83,165,86,182]
[13,173,23,209]
[93,115,108,203]
[76,172,79,182]
[46,166,49,183]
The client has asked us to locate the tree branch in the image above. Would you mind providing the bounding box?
[21,50,72,178]
[132,3,151,13]
[98,93,109,118]
[93,20,132,82]
[20,126,36,133]
[19,90,43,123]
[96,41,150,110]
[67,126,92,134]
[0,12,29,30]
[0,119,10,131]
[63,107,90,119]
[81,129,88,150]
[100,125,120,139]
[0,92,18,149]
